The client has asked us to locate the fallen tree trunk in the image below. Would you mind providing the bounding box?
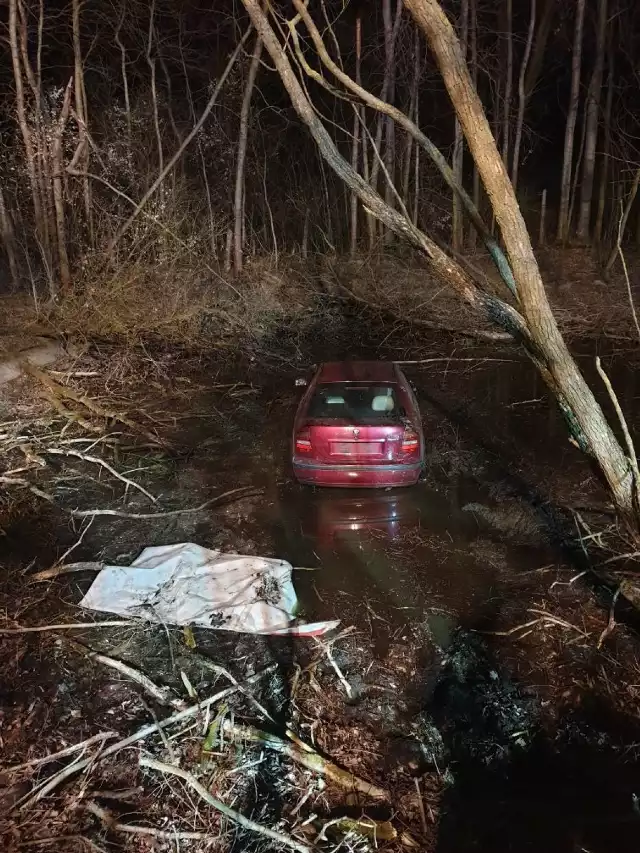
[240,0,638,533]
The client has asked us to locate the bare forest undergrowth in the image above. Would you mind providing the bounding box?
[2,252,640,852]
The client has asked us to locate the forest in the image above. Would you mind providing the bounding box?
[1,2,640,852]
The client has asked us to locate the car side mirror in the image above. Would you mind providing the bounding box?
[295,378,308,387]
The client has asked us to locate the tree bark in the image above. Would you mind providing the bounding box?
[576,0,608,242]
[557,0,585,242]
[349,15,362,257]
[383,0,403,221]
[594,34,614,247]
[452,0,468,251]
[52,79,73,292]
[468,0,479,247]
[523,0,556,99]
[233,34,263,272]
[403,0,636,525]
[72,0,93,246]
[501,0,513,168]
[9,0,47,278]
[512,0,536,192]
[146,0,163,173]
[0,186,20,288]
[369,0,402,245]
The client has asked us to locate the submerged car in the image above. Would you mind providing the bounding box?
[291,361,424,488]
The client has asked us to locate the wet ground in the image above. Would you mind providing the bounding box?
[2,327,640,851]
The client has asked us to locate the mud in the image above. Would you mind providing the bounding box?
[1,328,640,851]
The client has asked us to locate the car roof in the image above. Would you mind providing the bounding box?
[317,361,398,384]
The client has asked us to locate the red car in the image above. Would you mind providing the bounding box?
[291,361,425,488]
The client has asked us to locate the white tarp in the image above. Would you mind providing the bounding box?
[79,543,338,637]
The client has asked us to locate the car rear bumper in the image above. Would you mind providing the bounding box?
[293,460,422,488]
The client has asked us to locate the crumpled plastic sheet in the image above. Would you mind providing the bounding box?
[80,543,338,637]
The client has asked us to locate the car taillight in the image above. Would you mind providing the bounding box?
[295,427,312,454]
[401,427,420,456]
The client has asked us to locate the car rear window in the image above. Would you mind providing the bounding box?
[308,383,401,422]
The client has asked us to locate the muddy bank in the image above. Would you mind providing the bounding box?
[1,332,640,851]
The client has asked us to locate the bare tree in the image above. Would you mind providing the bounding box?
[523,0,557,99]
[576,0,608,242]
[512,0,536,191]
[501,0,513,167]
[349,14,362,256]
[594,34,614,246]
[468,0,479,247]
[243,0,638,528]
[557,0,586,242]
[452,0,468,251]
[605,167,640,274]
[233,34,263,272]
[404,0,637,526]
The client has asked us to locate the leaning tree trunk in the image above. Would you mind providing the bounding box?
[557,0,585,242]
[576,0,608,243]
[240,0,639,529]
[403,0,637,526]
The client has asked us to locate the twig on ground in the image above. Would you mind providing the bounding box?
[193,658,275,722]
[69,486,263,519]
[64,638,186,710]
[85,802,213,842]
[414,777,428,834]
[598,586,622,649]
[14,666,277,808]
[0,620,134,634]
[24,364,164,446]
[222,719,389,801]
[29,561,103,583]
[393,357,516,365]
[4,733,117,775]
[54,517,96,566]
[45,448,157,503]
[139,756,313,853]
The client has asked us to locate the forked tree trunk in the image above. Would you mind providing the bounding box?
[452,0,468,251]
[511,0,536,192]
[233,34,263,272]
[576,0,608,242]
[557,0,585,242]
[403,0,637,526]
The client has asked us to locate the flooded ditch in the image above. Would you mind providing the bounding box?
[1,330,640,851]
